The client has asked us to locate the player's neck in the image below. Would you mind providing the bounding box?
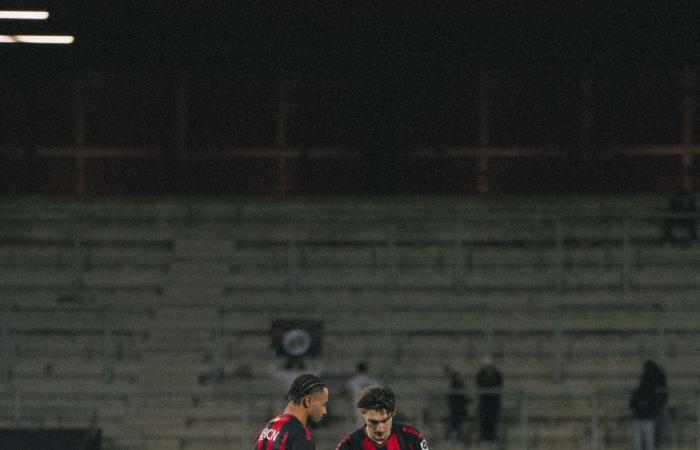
[283,403,308,426]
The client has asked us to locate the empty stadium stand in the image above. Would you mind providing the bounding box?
[1,195,699,450]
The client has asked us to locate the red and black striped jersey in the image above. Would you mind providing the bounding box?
[335,423,429,450]
[254,414,315,450]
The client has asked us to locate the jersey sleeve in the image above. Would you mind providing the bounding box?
[401,425,430,450]
[334,435,352,450]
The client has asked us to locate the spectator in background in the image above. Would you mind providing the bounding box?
[476,356,503,444]
[346,361,379,427]
[273,356,308,392]
[445,369,470,447]
[630,361,667,450]
[630,360,668,450]
[663,183,698,245]
[648,361,668,448]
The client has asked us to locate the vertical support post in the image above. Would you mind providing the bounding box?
[276,102,289,151]
[278,157,291,195]
[276,71,298,194]
[13,389,20,425]
[76,156,86,196]
[682,66,697,187]
[275,83,290,195]
[591,393,600,450]
[213,310,224,381]
[477,157,490,193]
[175,70,190,159]
[384,320,395,382]
[553,306,564,383]
[520,392,529,450]
[554,216,564,293]
[243,394,252,449]
[416,394,425,436]
[622,217,632,292]
[453,218,464,292]
[478,99,492,148]
[386,223,397,289]
[74,72,87,147]
[478,70,493,193]
[0,307,8,383]
[485,308,495,358]
[655,303,665,366]
[71,213,84,295]
[287,220,299,291]
[695,390,700,450]
[73,71,87,195]
[103,304,114,383]
[580,69,594,149]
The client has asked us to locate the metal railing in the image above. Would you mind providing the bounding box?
[184,388,700,450]
[1,206,698,293]
[0,304,151,385]
[0,390,102,428]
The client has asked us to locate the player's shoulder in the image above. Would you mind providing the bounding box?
[267,414,306,435]
[396,423,422,438]
[334,428,362,450]
[397,424,429,447]
[281,415,311,439]
[334,434,351,450]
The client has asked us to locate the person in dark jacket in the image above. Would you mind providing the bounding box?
[630,361,668,450]
[446,370,470,446]
[476,357,503,443]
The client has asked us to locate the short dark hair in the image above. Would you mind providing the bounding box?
[356,385,396,414]
[286,374,327,403]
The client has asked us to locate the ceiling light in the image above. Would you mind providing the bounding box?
[0,35,74,44]
[0,10,49,20]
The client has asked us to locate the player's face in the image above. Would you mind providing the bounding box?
[305,388,329,424]
[362,409,394,444]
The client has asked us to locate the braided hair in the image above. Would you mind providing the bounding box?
[286,374,327,404]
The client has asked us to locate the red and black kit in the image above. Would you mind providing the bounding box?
[335,423,429,450]
[255,414,315,450]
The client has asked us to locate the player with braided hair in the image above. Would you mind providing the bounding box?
[254,373,329,450]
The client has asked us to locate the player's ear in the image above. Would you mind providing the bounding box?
[303,396,311,408]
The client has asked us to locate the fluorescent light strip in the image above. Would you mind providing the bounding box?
[0,35,74,44]
[0,10,49,20]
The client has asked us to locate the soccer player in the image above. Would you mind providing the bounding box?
[335,385,430,450]
[255,373,329,450]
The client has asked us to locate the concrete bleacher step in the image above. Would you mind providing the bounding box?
[153,306,219,329]
[227,268,290,289]
[175,238,235,260]
[5,194,700,450]
[633,269,700,288]
[0,245,73,266]
[83,268,165,288]
[0,268,73,287]
[166,267,230,287]
[636,246,700,266]
[80,223,178,242]
[115,434,182,450]
[83,246,172,267]
[160,285,225,306]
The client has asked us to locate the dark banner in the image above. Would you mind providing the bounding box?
[0,429,101,450]
[271,320,323,358]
